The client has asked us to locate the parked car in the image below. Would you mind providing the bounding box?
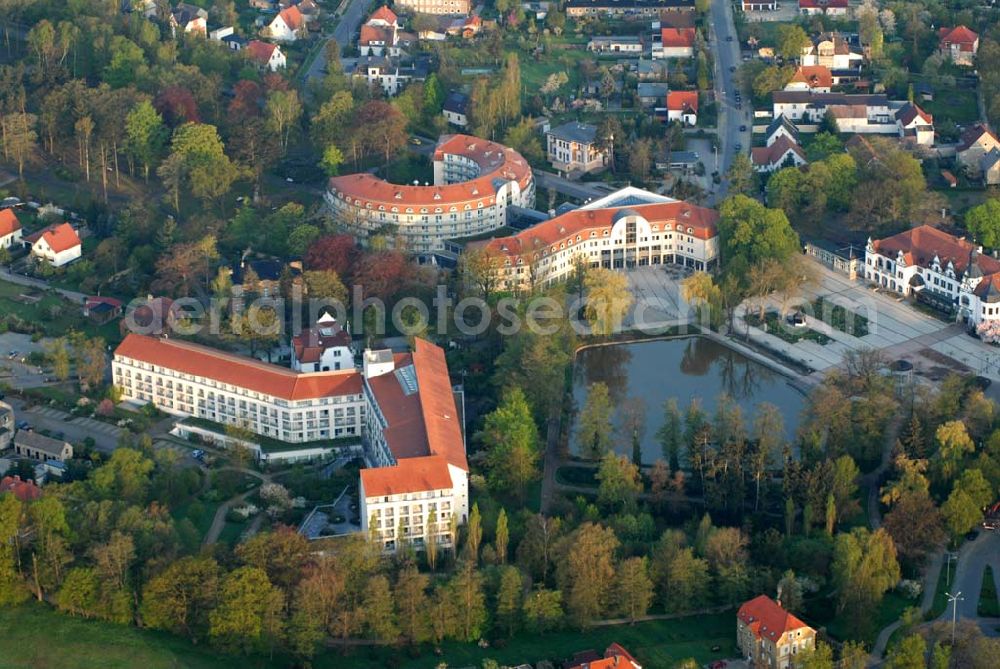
[739,125,747,132]
[191,449,206,460]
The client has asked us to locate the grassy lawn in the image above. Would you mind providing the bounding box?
[0,278,121,343]
[819,590,915,646]
[218,519,251,545]
[0,603,247,669]
[922,87,979,126]
[929,559,952,619]
[169,497,221,540]
[365,613,736,669]
[979,565,1000,617]
[556,465,599,487]
[811,296,869,337]
[0,603,735,669]
[745,311,832,345]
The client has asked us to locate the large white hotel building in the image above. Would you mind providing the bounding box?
[112,335,468,551]
[325,134,535,256]
[474,188,721,291]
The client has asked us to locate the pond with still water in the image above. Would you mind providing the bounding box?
[571,336,805,464]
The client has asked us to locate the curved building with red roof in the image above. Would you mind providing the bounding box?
[474,187,719,291]
[325,134,535,255]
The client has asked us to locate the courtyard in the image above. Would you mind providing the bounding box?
[737,261,1000,387]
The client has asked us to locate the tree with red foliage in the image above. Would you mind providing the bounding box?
[154,86,199,126]
[353,100,408,165]
[304,235,360,279]
[228,80,263,121]
[262,73,290,93]
[352,250,411,301]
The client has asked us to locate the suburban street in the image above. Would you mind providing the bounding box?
[708,0,752,203]
[938,531,1000,630]
[303,0,372,84]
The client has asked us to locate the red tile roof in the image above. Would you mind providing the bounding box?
[799,0,848,7]
[278,5,304,30]
[0,208,21,238]
[114,334,363,401]
[293,323,352,364]
[789,65,832,90]
[957,123,999,153]
[360,338,467,498]
[246,40,278,63]
[25,223,81,254]
[751,135,807,168]
[895,102,933,127]
[360,454,454,497]
[360,24,392,46]
[368,5,398,25]
[567,643,642,669]
[660,27,695,48]
[328,134,532,209]
[482,199,719,262]
[939,25,978,50]
[0,475,41,502]
[738,595,812,643]
[666,90,698,114]
[871,225,1000,277]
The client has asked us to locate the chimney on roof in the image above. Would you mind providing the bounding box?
[363,348,395,379]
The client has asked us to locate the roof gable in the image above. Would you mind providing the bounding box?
[660,27,695,48]
[0,208,21,237]
[738,595,813,642]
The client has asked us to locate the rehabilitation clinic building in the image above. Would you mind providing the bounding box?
[112,335,468,551]
[475,188,719,291]
[326,134,534,257]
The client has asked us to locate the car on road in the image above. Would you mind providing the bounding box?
[734,143,743,151]
[739,125,747,132]
[729,65,736,72]
[409,137,422,145]
[737,103,742,110]
[7,351,16,359]
[726,36,733,42]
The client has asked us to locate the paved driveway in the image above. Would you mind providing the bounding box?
[737,261,1000,382]
[938,531,1000,627]
[624,265,694,332]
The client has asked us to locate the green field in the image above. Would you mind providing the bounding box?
[0,278,121,343]
[978,565,1000,617]
[0,603,736,669]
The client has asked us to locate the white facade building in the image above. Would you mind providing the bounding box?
[476,187,719,291]
[865,225,1000,328]
[113,334,468,552]
[326,134,534,255]
[26,223,81,267]
[291,312,355,372]
[0,209,22,250]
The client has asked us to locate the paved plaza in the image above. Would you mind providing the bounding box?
[737,261,1000,385]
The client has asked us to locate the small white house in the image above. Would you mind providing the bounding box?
[653,28,695,59]
[443,92,470,128]
[0,209,22,251]
[26,223,82,267]
[246,40,287,71]
[291,312,355,373]
[209,26,235,42]
[264,5,304,42]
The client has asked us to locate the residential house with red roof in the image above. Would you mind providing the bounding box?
[737,595,816,669]
[475,186,719,291]
[0,475,42,502]
[653,27,695,58]
[895,102,934,146]
[865,224,1000,326]
[170,3,208,37]
[24,222,82,267]
[567,643,642,669]
[395,0,470,16]
[784,66,833,93]
[291,311,354,373]
[751,136,807,172]
[938,26,978,66]
[666,91,698,126]
[245,40,287,71]
[0,208,22,251]
[798,0,847,15]
[112,334,469,552]
[265,5,304,42]
[956,124,1000,185]
[367,5,399,27]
